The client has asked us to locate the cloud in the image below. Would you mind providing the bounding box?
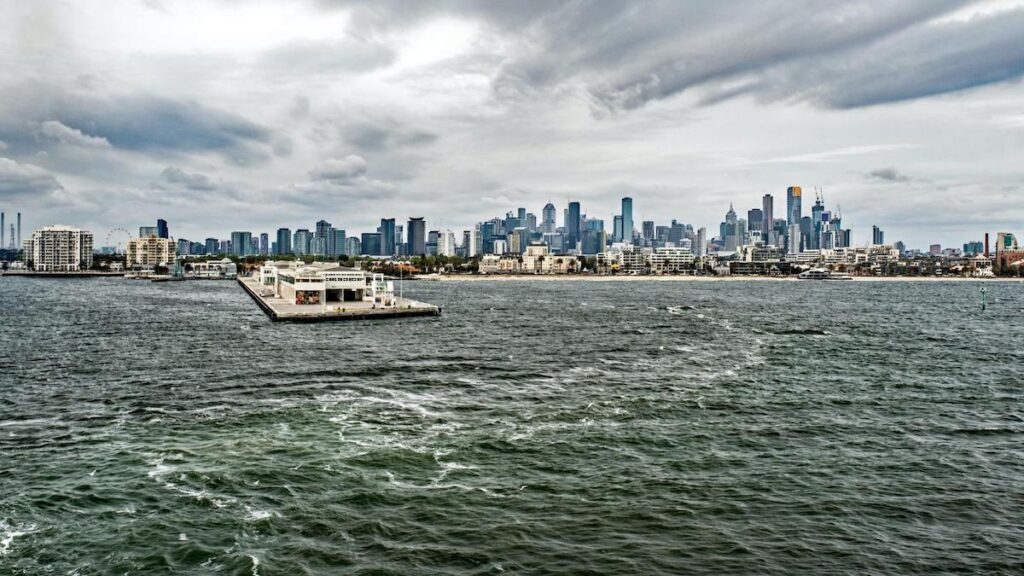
[867,167,911,182]
[37,120,111,148]
[308,155,369,182]
[259,36,395,77]
[0,84,275,164]
[0,157,64,200]
[160,166,216,190]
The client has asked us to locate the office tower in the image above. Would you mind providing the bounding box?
[437,229,457,256]
[786,187,802,225]
[314,220,333,257]
[788,223,801,254]
[463,228,480,258]
[872,225,884,245]
[696,227,707,257]
[526,213,537,233]
[361,232,382,256]
[723,204,740,251]
[566,201,581,250]
[761,194,773,239]
[378,218,396,256]
[230,231,252,256]
[1,213,4,249]
[642,221,655,242]
[810,194,825,249]
[621,197,634,242]
[542,202,557,233]
[333,229,346,257]
[259,233,269,256]
[139,226,157,238]
[747,209,763,236]
[205,238,218,254]
[613,215,623,242]
[157,219,168,239]
[293,229,311,255]
[407,217,426,256]
[517,207,527,227]
[345,236,361,256]
[275,228,291,256]
[16,212,20,249]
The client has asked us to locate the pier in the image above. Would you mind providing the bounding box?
[237,275,440,323]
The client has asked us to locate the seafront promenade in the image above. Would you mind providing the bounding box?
[237,276,440,322]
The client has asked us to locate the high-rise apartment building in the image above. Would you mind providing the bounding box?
[275,228,291,255]
[230,231,252,256]
[761,194,773,239]
[566,201,581,251]
[378,218,396,256]
[127,235,176,268]
[22,225,94,271]
[872,225,885,246]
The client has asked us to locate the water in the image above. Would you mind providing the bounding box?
[1,277,1022,574]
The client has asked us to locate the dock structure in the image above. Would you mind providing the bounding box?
[238,261,440,322]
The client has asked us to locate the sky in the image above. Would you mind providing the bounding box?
[1,0,1022,249]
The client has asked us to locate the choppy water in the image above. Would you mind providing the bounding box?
[1,277,1023,575]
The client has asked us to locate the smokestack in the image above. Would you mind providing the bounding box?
[17,212,21,249]
[985,233,990,258]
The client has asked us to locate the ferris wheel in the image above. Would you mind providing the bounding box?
[105,228,133,254]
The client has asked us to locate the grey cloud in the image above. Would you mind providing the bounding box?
[327,1,1024,113]
[37,120,111,148]
[0,157,63,200]
[308,155,369,182]
[259,36,395,76]
[160,166,216,191]
[0,83,275,164]
[341,120,438,152]
[867,167,911,183]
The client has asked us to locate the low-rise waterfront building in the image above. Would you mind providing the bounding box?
[189,258,237,278]
[259,261,395,306]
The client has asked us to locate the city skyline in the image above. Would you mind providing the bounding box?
[2,2,1024,247]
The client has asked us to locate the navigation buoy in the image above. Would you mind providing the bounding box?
[980,287,987,311]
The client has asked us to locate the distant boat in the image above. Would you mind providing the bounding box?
[798,268,852,280]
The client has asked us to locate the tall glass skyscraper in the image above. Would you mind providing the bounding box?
[275,228,291,255]
[407,217,426,256]
[378,218,396,257]
[566,201,581,251]
[156,219,168,239]
[541,202,557,233]
[786,186,802,225]
[621,197,633,243]
[761,194,773,240]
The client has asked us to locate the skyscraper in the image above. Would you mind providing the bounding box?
[566,201,581,251]
[275,228,291,255]
[157,219,169,239]
[747,209,763,236]
[642,221,655,242]
[872,225,885,245]
[761,194,773,239]
[230,231,252,256]
[361,232,382,256]
[259,233,269,256]
[205,237,218,255]
[613,215,624,242]
[315,220,333,257]
[696,227,707,257]
[293,229,311,255]
[786,186,802,225]
[621,197,633,243]
[333,229,346,257]
[811,194,825,249]
[541,202,557,233]
[407,217,426,256]
[378,218,396,256]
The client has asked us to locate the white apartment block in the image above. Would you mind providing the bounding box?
[23,225,94,271]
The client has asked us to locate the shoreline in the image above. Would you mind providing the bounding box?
[417,274,1021,283]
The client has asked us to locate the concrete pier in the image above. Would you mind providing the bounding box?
[238,276,440,322]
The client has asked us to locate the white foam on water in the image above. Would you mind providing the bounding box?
[244,506,279,522]
[249,554,260,576]
[0,519,38,557]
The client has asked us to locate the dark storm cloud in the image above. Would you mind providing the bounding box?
[867,167,911,183]
[0,83,275,164]
[317,0,1024,113]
